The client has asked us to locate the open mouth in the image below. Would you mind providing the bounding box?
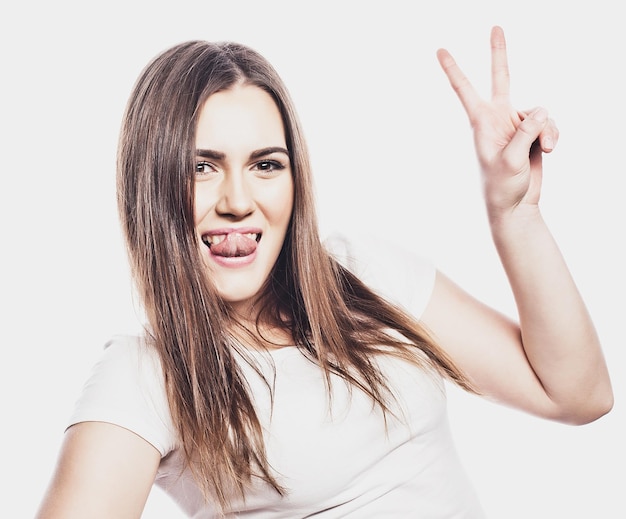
[201,232,261,258]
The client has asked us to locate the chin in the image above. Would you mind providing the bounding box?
[215,280,264,309]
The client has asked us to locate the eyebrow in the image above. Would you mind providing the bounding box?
[195,146,290,161]
[195,149,225,160]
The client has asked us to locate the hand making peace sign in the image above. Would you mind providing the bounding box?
[437,26,560,219]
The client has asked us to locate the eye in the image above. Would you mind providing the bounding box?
[195,161,216,176]
[253,159,286,176]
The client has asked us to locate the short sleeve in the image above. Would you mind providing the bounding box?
[67,335,177,457]
[324,232,436,319]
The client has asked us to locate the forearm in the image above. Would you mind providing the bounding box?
[490,205,613,423]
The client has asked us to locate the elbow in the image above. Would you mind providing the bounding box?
[558,386,614,426]
[579,390,614,425]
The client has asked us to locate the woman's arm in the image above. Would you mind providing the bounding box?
[422,26,613,425]
[35,421,161,519]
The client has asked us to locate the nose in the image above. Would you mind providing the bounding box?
[215,171,255,218]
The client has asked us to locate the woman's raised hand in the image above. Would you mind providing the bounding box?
[437,26,559,219]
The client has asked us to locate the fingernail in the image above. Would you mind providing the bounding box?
[544,136,553,150]
[532,108,548,122]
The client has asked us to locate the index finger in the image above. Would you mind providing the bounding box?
[436,47,481,118]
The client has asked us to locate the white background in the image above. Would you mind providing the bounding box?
[3,1,624,517]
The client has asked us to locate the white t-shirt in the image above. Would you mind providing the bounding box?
[68,235,485,518]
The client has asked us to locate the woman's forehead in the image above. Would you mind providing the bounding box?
[195,85,287,153]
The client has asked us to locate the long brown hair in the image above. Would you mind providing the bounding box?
[117,40,475,512]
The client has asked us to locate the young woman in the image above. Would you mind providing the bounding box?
[35,26,613,518]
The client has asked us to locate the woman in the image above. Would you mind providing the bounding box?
[35,26,613,518]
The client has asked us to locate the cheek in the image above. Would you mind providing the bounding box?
[281,193,294,226]
[193,184,213,226]
[271,184,294,229]
[270,177,294,219]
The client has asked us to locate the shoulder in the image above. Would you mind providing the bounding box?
[323,231,436,319]
[68,334,177,456]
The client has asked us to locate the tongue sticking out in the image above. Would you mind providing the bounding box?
[210,233,258,258]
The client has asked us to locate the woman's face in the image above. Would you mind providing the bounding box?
[194,84,294,313]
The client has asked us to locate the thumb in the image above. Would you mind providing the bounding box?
[505,107,549,162]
